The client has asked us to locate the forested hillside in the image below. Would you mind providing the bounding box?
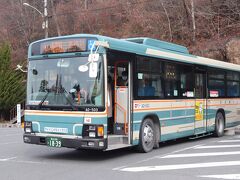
[0,0,240,65]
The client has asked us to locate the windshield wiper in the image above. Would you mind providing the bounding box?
[61,87,76,110]
[38,91,50,108]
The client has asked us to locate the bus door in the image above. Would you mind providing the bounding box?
[114,61,130,135]
[194,70,207,134]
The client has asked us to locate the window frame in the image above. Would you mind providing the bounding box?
[226,70,240,98]
[134,57,240,100]
[207,68,226,98]
[134,55,164,100]
[134,55,195,100]
[207,68,240,98]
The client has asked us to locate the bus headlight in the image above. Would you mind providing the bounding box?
[89,132,96,138]
[83,124,104,138]
[24,121,32,133]
[89,125,96,131]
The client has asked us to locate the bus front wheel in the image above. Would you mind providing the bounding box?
[138,118,155,153]
[214,112,225,137]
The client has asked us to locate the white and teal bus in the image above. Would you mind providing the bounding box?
[23,34,240,152]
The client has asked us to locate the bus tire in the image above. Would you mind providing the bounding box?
[138,118,155,153]
[214,112,225,137]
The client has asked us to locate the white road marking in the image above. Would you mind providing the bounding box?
[164,144,204,155]
[162,151,240,158]
[199,174,240,179]
[0,142,19,145]
[0,133,22,137]
[9,160,45,164]
[218,140,240,143]
[0,157,44,164]
[194,145,240,149]
[119,161,240,172]
[112,144,204,171]
[0,159,45,164]
[112,166,128,171]
[147,144,205,161]
[0,157,17,161]
[0,129,22,132]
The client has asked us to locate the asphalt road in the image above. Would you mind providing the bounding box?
[1,128,240,180]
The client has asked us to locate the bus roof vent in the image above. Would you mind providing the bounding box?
[125,37,189,54]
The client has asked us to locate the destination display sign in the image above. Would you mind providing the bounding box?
[31,38,96,56]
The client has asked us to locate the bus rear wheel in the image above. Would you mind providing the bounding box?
[138,118,155,153]
[214,112,225,137]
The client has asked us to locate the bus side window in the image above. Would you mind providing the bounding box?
[136,56,163,99]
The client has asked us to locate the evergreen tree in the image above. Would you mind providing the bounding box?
[0,43,26,120]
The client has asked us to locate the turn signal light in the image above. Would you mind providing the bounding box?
[97,126,104,137]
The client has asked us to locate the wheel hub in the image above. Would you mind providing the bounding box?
[143,124,153,144]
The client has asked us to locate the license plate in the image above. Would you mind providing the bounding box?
[47,137,62,148]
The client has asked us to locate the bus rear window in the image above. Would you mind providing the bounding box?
[31,38,96,56]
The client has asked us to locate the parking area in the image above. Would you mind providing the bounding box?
[1,128,240,180]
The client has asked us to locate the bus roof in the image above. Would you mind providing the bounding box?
[29,34,240,72]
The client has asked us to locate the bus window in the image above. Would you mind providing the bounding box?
[179,65,194,98]
[164,63,178,98]
[227,71,240,97]
[116,63,128,87]
[208,69,226,98]
[136,56,163,98]
[227,81,240,97]
[208,79,225,97]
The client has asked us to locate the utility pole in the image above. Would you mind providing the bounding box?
[50,0,61,36]
[44,0,48,38]
[23,1,49,38]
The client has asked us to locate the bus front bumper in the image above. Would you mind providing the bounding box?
[23,133,107,150]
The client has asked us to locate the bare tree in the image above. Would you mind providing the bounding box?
[183,0,196,43]
[161,1,173,42]
[190,0,196,43]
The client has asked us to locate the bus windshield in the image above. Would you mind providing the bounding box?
[26,56,104,109]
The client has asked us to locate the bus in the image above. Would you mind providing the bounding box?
[23,34,240,152]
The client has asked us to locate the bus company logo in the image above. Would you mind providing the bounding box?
[134,103,150,109]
